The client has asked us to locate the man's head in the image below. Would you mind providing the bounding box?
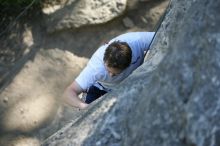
[104,41,132,76]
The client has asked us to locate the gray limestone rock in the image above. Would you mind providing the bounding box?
[122,17,135,28]
[44,0,127,33]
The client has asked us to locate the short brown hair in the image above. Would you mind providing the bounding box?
[103,41,132,70]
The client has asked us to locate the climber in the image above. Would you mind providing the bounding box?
[63,32,155,109]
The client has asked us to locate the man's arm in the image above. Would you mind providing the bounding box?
[63,81,88,109]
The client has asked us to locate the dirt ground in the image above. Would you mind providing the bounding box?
[0,0,169,145]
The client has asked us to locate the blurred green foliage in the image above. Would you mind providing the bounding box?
[0,0,41,6]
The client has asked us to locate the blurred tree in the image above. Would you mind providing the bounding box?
[0,0,41,6]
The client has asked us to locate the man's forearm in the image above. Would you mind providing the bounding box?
[63,87,88,109]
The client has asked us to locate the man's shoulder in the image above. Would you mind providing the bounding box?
[92,44,107,59]
[116,32,151,39]
[88,52,106,75]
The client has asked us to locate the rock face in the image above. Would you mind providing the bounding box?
[43,0,220,145]
[44,0,127,33]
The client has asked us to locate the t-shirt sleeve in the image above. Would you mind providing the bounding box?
[75,49,105,91]
[75,63,96,91]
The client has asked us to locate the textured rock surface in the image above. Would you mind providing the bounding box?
[45,0,127,33]
[43,0,220,145]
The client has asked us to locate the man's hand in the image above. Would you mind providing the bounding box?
[79,102,89,109]
[63,81,89,109]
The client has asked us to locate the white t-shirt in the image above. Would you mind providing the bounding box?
[75,32,155,91]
